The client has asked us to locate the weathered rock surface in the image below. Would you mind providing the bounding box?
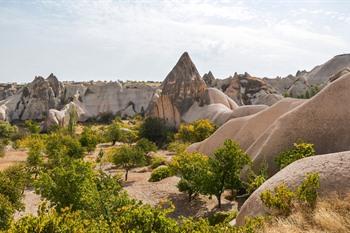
[206,72,283,106]
[0,83,20,101]
[236,151,350,225]
[265,54,350,97]
[0,74,157,125]
[189,72,350,177]
[147,53,264,127]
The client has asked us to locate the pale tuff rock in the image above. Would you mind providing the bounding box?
[147,52,265,127]
[189,72,350,176]
[236,151,350,225]
[0,83,20,101]
[0,74,157,126]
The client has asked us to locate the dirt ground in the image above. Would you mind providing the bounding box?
[0,148,28,171]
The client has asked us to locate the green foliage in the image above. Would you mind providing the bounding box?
[167,141,189,154]
[260,183,295,216]
[35,159,99,212]
[150,156,167,169]
[0,194,14,230]
[0,165,27,230]
[46,133,84,165]
[0,121,17,145]
[208,211,237,226]
[25,136,45,178]
[202,140,251,207]
[79,126,99,152]
[112,145,146,180]
[139,117,173,147]
[171,151,208,202]
[0,141,5,158]
[149,166,173,182]
[176,119,216,143]
[67,105,78,135]
[247,175,266,195]
[24,120,41,134]
[260,173,320,216]
[296,172,320,208]
[106,120,122,145]
[136,138,157,154]
[275,142,315,169]
[119,128,138,143]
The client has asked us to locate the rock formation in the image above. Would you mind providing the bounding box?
[265,54,350,97]
[0,74,157,125]
[0,83,20,101]
[147,53,267,127]
[205,72,283,106]
[189,71,350,176]
[236,151,350,225]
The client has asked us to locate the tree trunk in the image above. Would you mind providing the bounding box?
[217,194,222,208]
[125,170,128,181]
[188,193,192,202]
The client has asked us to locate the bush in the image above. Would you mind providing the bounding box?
[149,166,173,182]
[0,194,14,230]
[119,129,138,143]
[260,173,320,216]
[0,121,17,145]
[139,117,173,147]
[167,141,189,154]
[136,138,157,154]
[296,172,320,208]
[208,211,237,226]
[275,142,315,169]
[112,145,146,181]
[247,175,266,195]
[79,127,99,152]
[106,120,122,145]
[176,119,216,143]
[260,183,295,216]
[24,120,41,134]
[150,156,167,169]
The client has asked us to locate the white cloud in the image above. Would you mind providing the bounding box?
[0,0,349,82]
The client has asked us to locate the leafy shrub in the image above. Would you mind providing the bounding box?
[24,120,41,134]
[0,194,14,230]
[149,166,173,182]
[260,183,295,216]
[275,142,315,169]
[208,211,237,226]
[139,117,173,147]
[136,138,157,154]
[150,156,167,169]
[0,121,17,145]
[167,141,189,154]
[106,120,122,145]
[247,175,266,195]
[296,172,320,208]
[119,129,138,143]
[260,173,320,216]
[176,119,216,143]
[79,127,99,152]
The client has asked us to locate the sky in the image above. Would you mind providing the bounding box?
[0,0,349,83]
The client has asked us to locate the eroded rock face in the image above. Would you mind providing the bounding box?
[189,72,350,177]
[236,151,350,225]
[265,54,350,97]
[206,72,283,106]
[0,83,20,101]
[0,74,157,124]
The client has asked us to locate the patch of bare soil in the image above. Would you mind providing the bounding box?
[14,188,41,219]
[0,148,28,171]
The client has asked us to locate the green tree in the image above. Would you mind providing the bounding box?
[112,145,146,181]
[0,194,14,230]
[26,137,45,178]
[176,119,216,143]
[0,121,17,145]
[46,133,84,166]
[202,140,251,207]
[106,120,122,145]
[67,105,78,135]
[275,142,315,169]
[171,152,208,202]
[139,117,173,147]
[79,126,99,152]
[24,120,41,134]
[35,159,99,212]
[135,138,157,154]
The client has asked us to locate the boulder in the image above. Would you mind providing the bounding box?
[236,151,350,225]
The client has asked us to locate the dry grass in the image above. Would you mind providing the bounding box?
[261,194,350,233]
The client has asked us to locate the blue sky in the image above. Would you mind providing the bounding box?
[0,0,349,83]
